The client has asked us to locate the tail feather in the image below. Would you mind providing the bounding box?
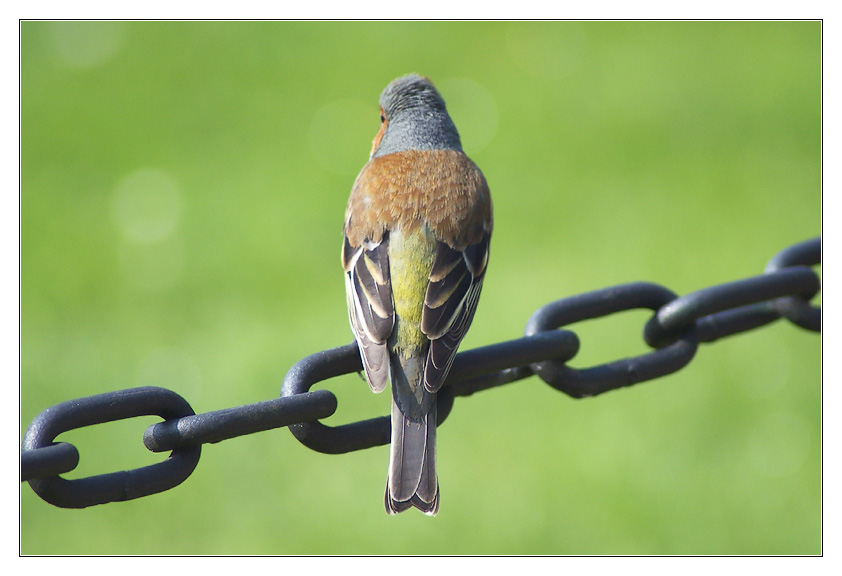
[386,353,439,515]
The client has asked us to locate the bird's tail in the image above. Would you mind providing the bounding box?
[385,353,439,515]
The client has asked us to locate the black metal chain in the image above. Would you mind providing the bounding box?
[20,237,821,509]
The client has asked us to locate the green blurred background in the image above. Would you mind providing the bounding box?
[21,21,820,555]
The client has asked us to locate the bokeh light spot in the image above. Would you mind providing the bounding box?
[46,21,127,70]
[111,168,182,245]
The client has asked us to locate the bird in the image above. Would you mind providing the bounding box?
[342,74,493,515]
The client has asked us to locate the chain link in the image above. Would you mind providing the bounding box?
[20,237,821,508]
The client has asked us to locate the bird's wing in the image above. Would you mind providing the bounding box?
[342,233,394,392]
[421,229,491,393]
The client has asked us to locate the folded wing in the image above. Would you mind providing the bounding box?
[421,229,491,392]
[343,233,394,392]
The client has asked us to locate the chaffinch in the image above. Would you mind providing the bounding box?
[342,74,493,515]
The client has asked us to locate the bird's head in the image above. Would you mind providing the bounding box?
[370,74,462,158]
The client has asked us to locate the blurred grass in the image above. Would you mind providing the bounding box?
[21,21,820,555]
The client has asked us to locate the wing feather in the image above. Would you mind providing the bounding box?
[343,233,394,392]
[421,230,490,393]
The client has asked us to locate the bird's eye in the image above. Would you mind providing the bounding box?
[380,114,386,123]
